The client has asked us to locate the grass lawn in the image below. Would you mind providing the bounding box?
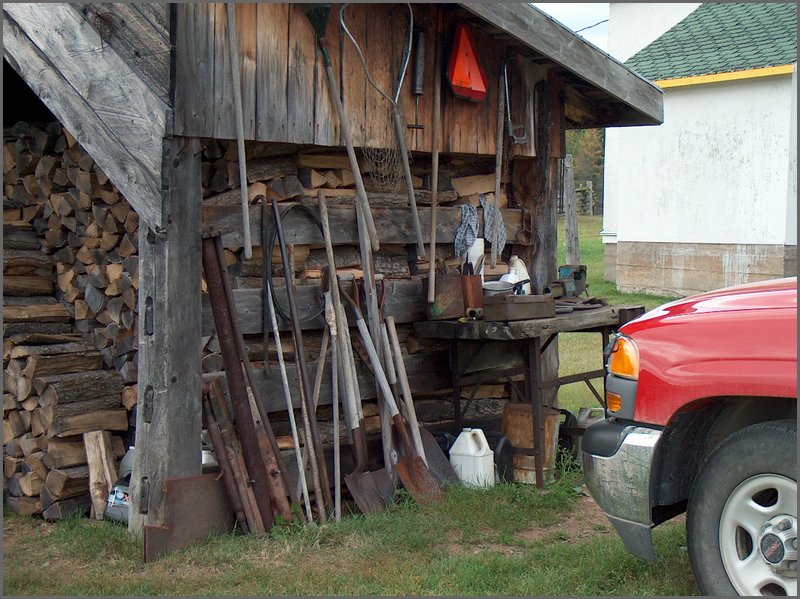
[3,478,697,596]
[3,215,696,595]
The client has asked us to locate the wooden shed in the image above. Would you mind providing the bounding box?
[3,3,662,536]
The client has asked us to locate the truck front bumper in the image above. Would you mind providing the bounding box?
[581,419,662,560]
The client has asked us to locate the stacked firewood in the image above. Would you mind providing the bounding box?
[3,122,135,517]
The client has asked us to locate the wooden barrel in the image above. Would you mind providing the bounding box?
[500,403,561,484]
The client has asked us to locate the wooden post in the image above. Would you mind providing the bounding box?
[129,137,203,533]
[563,154,579,265]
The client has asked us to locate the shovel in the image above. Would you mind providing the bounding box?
[384,316,459,487]
[340,283,444,506]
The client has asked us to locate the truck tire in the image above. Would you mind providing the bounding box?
[687,419,796,596]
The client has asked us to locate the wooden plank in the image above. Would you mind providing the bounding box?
[77,3,170,102]
[3,11,164,231]
[413,304,645,341]
[212,3,234,140]
[255,3,289,142]
[312,1,341,146]
[339,2,369,147]
[458,2,663,125]
[174,3,214,136]
[362,4,394,149]
[129,137,203,533]
[236,3,257,141]
[201,278,429,336]
[206,202,523,247]
[4,4,167,177]
[286,4,316,145]
[204,349,452,413]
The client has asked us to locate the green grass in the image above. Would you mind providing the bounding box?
[555,215,675,414]
[3,479,697,596]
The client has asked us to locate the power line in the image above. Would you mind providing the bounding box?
[576,19,608,33]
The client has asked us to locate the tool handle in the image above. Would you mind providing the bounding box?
[427,8,443,304]
[385,316,426,463]
[492,60,505,270]
[226,4,252,259]
[354,318,399,417]
[392,107,426,258]
[322,61,379,251]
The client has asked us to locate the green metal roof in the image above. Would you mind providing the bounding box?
[625,3,797,81]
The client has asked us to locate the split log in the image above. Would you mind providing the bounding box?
[6,495,43,516]
[34,370,123,405]
[47,409,128,438]
[83,431,118,519]
[42,494,91,520]
[44,465,90,499]
[42,435,125,469]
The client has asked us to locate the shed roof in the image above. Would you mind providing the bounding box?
[625,3,797,81]
[460,2,663,126]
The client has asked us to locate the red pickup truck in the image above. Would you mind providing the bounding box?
[582,277,797,596]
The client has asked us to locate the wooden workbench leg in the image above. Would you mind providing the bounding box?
[527,338,545,489]
[129,137,203,534]
[450,341,462,430]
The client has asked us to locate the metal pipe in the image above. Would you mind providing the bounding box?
[271,200,333,511]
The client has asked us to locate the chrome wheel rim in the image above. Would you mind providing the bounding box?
[719,474,797,596]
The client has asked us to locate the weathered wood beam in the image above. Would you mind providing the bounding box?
[204,350,453,413]
[73,3,171,103]
[459,2,663,126]
[201,279,429,336]
[3,3,167,231]
[204,203,523,247]
[129,138,203,533]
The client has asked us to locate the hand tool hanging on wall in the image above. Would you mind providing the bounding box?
[504,59,529,145]
[212,237,296,520]
[427,8,444,305]
[339,284,444,506]
[340,2,426,260]
[408,27,426,143]
[271,199,333,516]
[301,4,379,252]
[226,4,252,259]
[261,200,313,522]
[492,54,506,269]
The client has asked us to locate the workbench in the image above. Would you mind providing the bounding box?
[413,304,646,488]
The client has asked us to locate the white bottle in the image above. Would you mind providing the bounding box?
[449,428,495,488]
[508,255,531,295]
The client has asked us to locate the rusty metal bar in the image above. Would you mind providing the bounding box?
[202,237,274,529]
[212,236,296,516]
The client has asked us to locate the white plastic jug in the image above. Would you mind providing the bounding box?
[449,428,495,487]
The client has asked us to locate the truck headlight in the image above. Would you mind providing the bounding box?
[608,335,640,381]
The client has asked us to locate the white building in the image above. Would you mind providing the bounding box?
[603,3,797,296]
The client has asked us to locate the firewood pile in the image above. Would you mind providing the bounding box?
[3,122,135,518]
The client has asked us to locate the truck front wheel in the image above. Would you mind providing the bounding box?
[687,420,796,596]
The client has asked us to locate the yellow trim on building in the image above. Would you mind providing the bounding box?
[654,64,796,88]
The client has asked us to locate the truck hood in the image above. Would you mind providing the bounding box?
[623,277,797,332]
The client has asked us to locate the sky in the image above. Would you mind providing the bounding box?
[531,3,610,51]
